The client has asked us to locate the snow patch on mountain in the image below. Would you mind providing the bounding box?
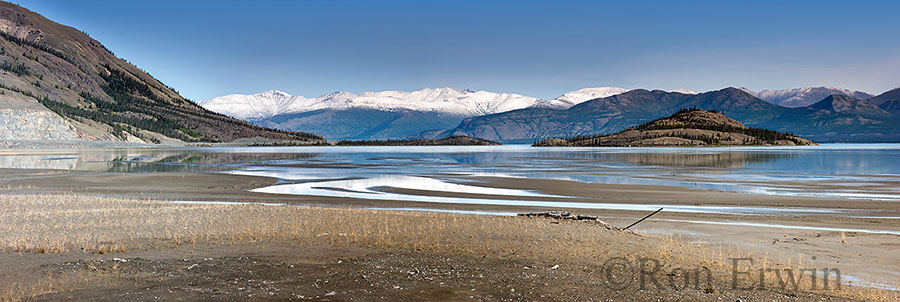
[304,88,546,116]
[742,87,873,108]
[669,88,698,95]
[198,86,645,120]
[197,90,298,120]
[201,88,558,120]
[545,87,630,108]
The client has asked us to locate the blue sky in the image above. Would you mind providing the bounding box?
[14,0,900,100]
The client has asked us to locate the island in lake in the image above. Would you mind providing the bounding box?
[534,108,817,147]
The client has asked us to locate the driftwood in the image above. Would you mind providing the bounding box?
[624,208,663,230]
[517,211,616,230]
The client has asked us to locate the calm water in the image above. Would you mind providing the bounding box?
[3,144,900,207]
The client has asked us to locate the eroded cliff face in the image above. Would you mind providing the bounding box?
[0,89,87,141]
[0,108,82,140]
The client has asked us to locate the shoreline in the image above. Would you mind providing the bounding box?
[1,193,895,301]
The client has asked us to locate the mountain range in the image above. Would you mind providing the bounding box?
[200,86,900,142]
[0,2,322,144]
[448,87,900,143]
[198,87,634,140]
[199,88,555,120]
[197,87,708,140]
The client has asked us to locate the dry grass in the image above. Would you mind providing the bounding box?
[0,194,637,257]
[0,194,671,273]
[0,193,896,301]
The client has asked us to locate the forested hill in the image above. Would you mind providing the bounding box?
[535,108,817,147]
[0,1,324,143]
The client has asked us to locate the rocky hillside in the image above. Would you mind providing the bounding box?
[0,2,323,143]
[535,108,816,147]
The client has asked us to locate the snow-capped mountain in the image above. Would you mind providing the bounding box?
[198,87,646,122]
[197,86,639,140]
[545,87,630,108]
[197,90,297,120]
[545,87,696,108]
[741,87,873,108]
[199,88,550,121]
[669,88,698,95]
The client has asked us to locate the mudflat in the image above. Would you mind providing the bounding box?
[1,165,898,300]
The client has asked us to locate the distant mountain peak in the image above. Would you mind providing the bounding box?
[430,87,467,93]
[866,86,900,105]
[669,88,697,94]
[866,87,900,115]
[259,89,292,98]
[808,94,852,109]
[807,93,890,117]
[548,87,630,108]
[319,91,357,99]
[720,87,749,94]
[751,87,874,108]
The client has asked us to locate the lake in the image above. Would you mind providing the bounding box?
[3,144,899,213]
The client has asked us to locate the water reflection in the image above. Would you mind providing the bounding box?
[609,152,789,168]
[0,150,320,172]
[2,144,899,203]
